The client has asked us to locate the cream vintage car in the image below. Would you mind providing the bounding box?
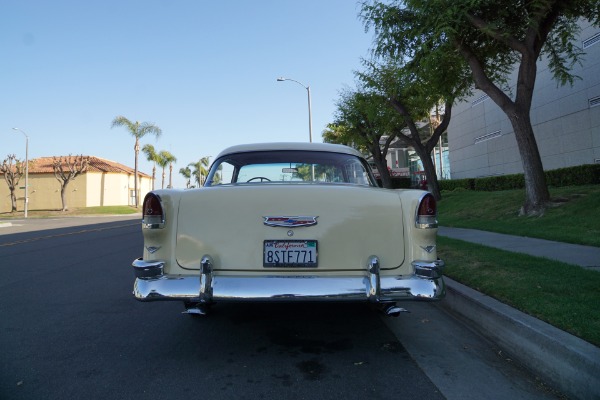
[132,142,445,316]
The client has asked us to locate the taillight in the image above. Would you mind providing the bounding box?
[142,193,165,229]
[416,193,437,228]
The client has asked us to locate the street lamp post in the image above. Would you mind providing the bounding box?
[12,128,29,218]
[277,77,312,143]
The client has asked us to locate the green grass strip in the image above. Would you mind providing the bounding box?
[438,185,600,247]
[438,236,600,347]
[70,206,139,215]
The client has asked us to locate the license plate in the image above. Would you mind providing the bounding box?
[263,240,318,268]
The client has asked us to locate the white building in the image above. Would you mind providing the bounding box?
[447,20,600,179]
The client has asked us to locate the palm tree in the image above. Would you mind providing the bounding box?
[111,116,162,207]
[179,166,192,188]
[141,144,160,190]
[189,156,210,187]
[167,152,177,188]
[157,150,176,189]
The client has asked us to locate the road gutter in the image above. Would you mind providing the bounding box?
[440,277,600,400]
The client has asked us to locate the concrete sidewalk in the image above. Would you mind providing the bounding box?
[437,226,600,400]
[439,226,600,271]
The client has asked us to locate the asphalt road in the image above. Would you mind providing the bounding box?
[0,218,560,400]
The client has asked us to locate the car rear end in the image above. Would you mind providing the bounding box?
[131,143,444,315]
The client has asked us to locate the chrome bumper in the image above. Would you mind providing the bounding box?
[131,257,445,303]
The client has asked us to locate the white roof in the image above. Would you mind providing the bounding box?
[216,142,364,159]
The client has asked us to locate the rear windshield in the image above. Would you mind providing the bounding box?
[205,150,376,187]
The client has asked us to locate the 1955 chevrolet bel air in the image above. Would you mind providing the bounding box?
[132,142,445,316]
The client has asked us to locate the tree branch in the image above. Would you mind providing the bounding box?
[452,39,516,111]
[465,13,527,53]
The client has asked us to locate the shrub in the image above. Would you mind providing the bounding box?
[545,164,600,187]
[473,174,525,191]
[440,164,600,191]
[439,178,474,191]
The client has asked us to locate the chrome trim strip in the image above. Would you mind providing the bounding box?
[263,216,319,228]
[142,221,165,230]
[132,267,445,303]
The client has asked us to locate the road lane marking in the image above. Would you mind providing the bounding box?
[0,222,139,247]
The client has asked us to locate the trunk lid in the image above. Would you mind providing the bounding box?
[175,184,405,272]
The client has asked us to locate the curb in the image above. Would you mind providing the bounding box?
[440,277,600,400]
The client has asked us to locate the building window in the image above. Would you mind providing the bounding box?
[583,32,600,49]
[471,94,489,107]
[589,96,600,108]
[129,189,137,206]
[474,130,503,144]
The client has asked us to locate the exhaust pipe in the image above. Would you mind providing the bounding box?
[381,303,409,317]
[183,302,209,316]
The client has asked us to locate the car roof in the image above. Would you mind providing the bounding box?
[216,142,364,159]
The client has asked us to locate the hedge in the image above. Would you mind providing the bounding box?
[439,164,600,192]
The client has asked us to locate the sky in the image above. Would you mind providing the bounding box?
[2,0,375,188]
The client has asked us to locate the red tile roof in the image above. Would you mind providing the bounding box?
[24,156,151,177]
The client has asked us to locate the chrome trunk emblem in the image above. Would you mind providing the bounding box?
[146,246,161,254]
[420,245,436,253]
[263,216,318,228]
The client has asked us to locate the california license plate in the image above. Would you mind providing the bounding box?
[263,240,318,268]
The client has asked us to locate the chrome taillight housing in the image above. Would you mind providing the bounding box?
[416,193,438,229]
[142,193,165,229]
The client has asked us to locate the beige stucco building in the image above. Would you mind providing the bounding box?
[1,156,152,212]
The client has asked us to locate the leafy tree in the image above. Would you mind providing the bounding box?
[142,144,160,190]
[326,87,404,188]
[179,166,192,188]
[52,155,90,211]
[361,0,600,215]
[322,123,368,154]
[357,60,465,199]
[111,116,162,207]
[1,154,24,212]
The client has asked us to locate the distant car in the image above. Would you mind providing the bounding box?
[132,142,445,316]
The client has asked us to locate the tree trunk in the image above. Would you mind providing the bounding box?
[376,158,393,188]
[508,109,550,215]
[10,190,17,212]
[152,165,156,191]
[134,139,140,208]
[388,98,445,199]
[460,39,549,216]
[370,143,392,188]
[414,145,441,200]
[60,182,69,211]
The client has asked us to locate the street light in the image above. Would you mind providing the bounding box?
[277,77,313,143]
[12,128,29,218]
